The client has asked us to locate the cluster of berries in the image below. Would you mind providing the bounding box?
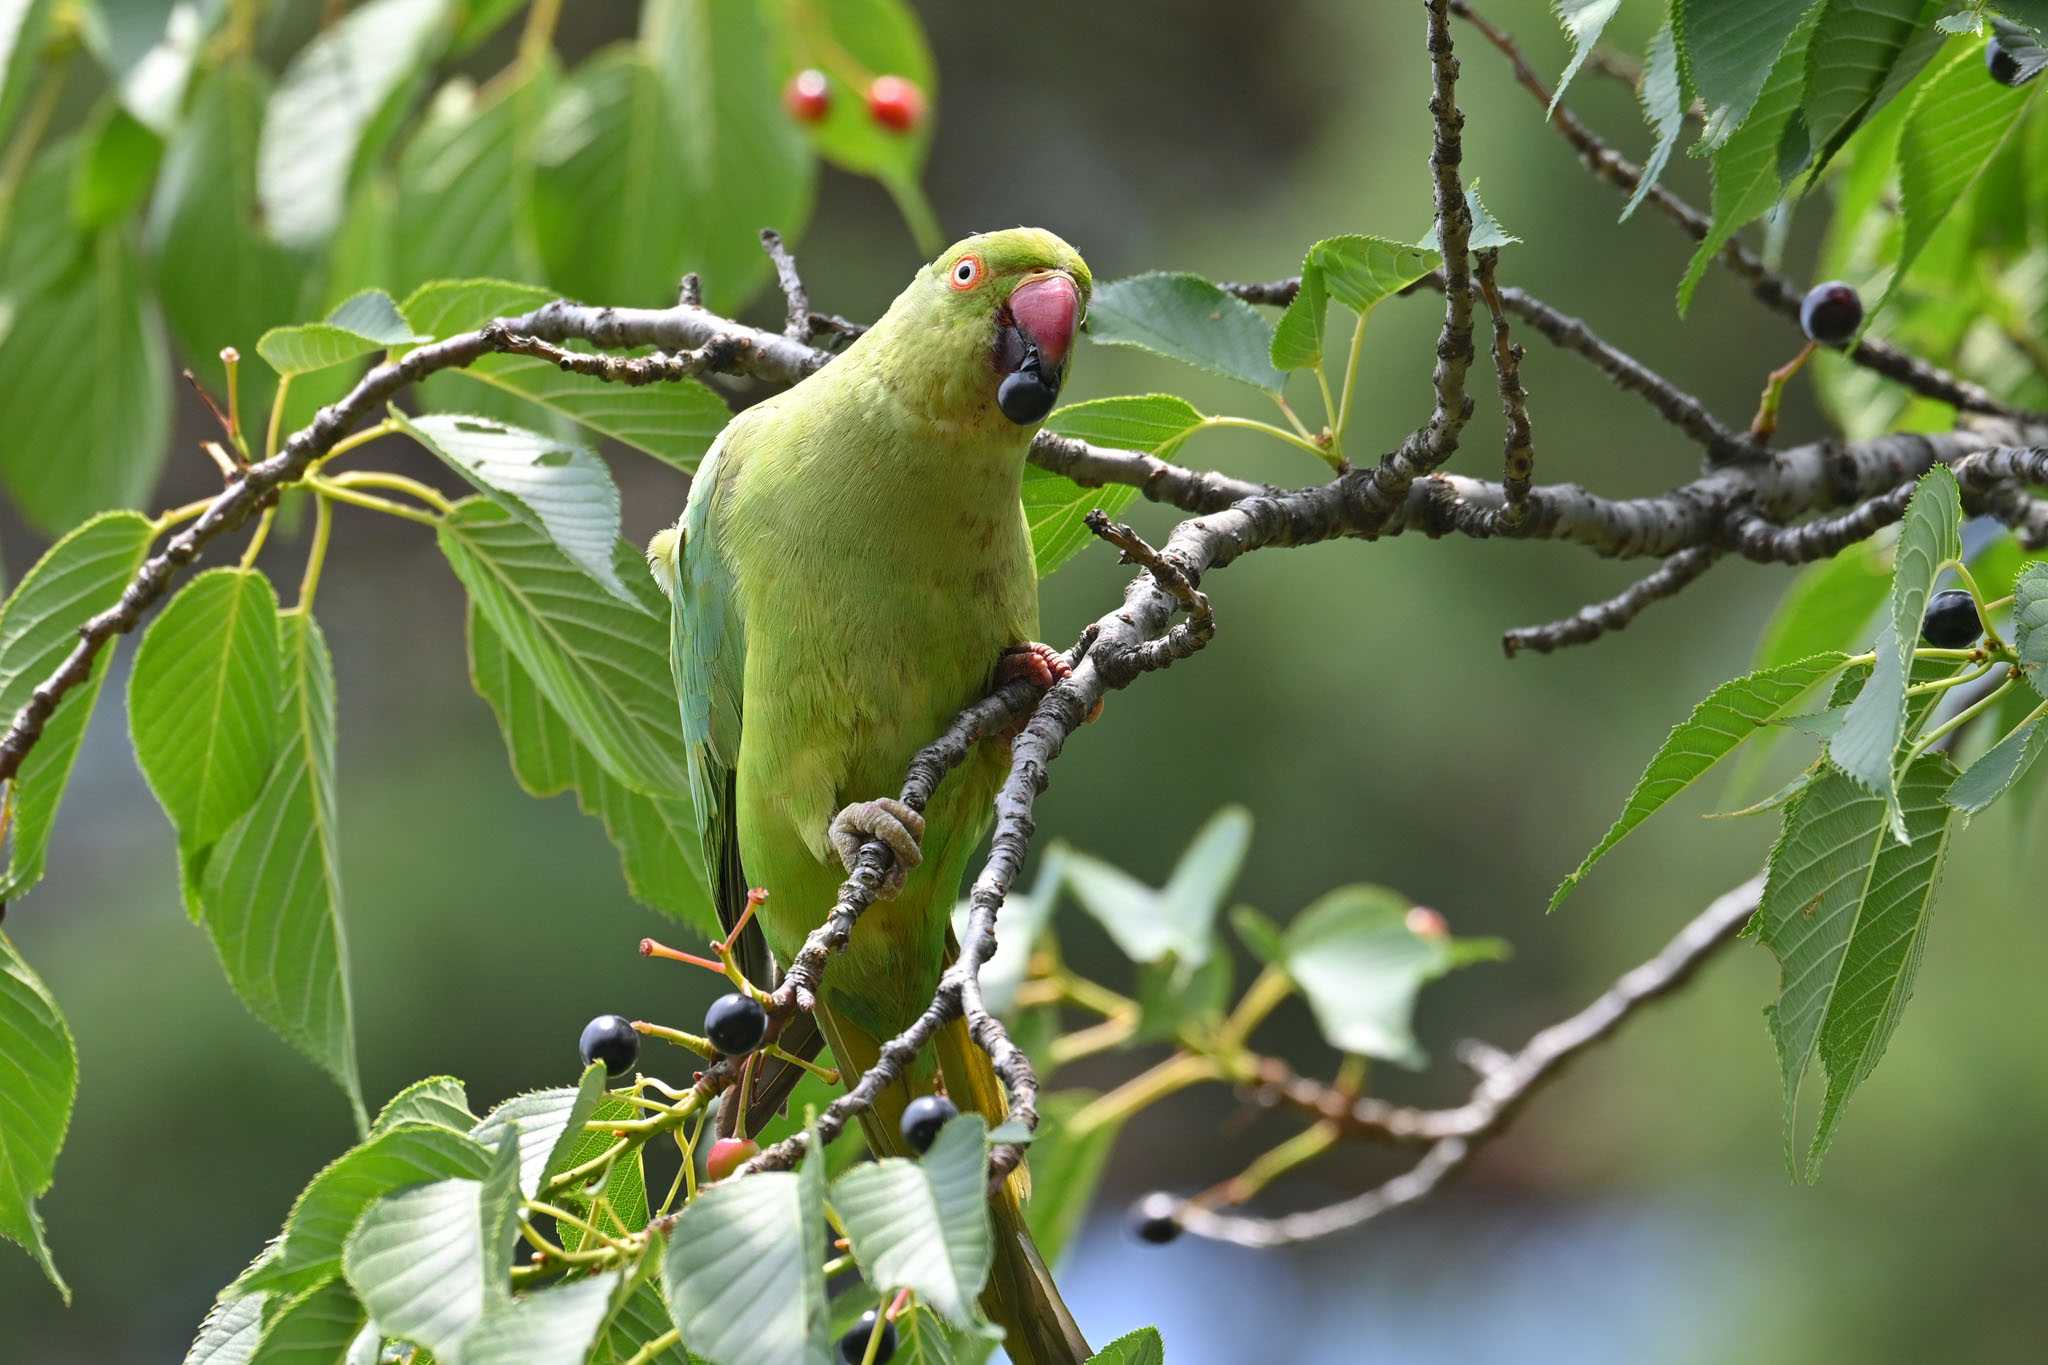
[574,1005,965,1361]
[784,68,925,132]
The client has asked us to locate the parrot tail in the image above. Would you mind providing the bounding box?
[813,1005,1093,1365]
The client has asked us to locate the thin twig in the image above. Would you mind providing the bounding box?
[1475,250,1534,528]
[1357,0,1479,526]
[1501,546,1720,656]
[759,228,812,342]
[1176,873,1766,1246]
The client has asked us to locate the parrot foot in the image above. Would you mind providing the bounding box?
[996,641,1071,690]
[995,642,1103,739]
[830,798,925,897]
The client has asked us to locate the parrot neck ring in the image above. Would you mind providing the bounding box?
[994,270,1080,427]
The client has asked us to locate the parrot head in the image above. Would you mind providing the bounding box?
[865,227,1091,430]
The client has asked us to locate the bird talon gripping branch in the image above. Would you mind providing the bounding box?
[996,640,1069,690]
[828,797,926,895]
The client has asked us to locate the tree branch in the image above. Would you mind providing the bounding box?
[1357,0,1478,524]
[1501,545,1720,656]
[1176,873,1766,1247]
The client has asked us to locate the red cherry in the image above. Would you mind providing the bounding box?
[866,75,925,132]
[706,1136,758,1182]
[784,69,830,123]
[1405,906,1450,940]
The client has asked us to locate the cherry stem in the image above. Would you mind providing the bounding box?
[722,887,768,954]
[640,937,726,974]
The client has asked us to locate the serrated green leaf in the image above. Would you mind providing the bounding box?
[1269,257,1327,370]
[249,1277,367,1365]
[0,230,170,532]
[1086,273,1283,392]
[258,0,449,249]
[395,410,627,599]
[185,1289,267,1365]
[470,1063,608,1203]
[1679,6,1824,312]
[0,929,76,1299]
[70,100,161,230]
[1830,468,1962,834]
[400,280,733,469]
[1270,234,1441,373]
[373,1077,477,1135]
[1418,188,1520,252]
[1881,39,2045,315]
[1946,711,2048,813]
[0,511,154,900]
[341,1135,521,1358]
[1315,234,1441,319]
[1550,1,1625,111]
[1063,805,1250,966]
[832,1115,993,1328]
[239,1124,494,1298]
[143,61,320,433]
[471,597,711,930]
[1278,886,1507,1067]
[553,1096,646,1252]
[439,499,691,797]
[459,1273,620,1365]
[403,279,555,339]
[1802,0,1940,177]
[458,354,734,472]
[779,0,933,188]
[1677,0,1826,149]
[663,1132,830,1365]
[590,1232,690,1365]
[1752,755,1956,1177]
[393,69,549,295]
[197,612,364,1128]
[2013,561,2048,696]
[639,0,815,312]
[1550,652,1850,910]
[1086,1326,1165,1365]
[1623,23,1685,221]
[129,568,285,849]
[258,289,424,377]
[1030,396,1201,576]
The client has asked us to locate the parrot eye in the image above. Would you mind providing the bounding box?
[949,254,985,291]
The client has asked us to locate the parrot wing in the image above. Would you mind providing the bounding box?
[664,430,826,1129]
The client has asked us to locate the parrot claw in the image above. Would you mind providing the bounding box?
[996,642,1070,691]
[830,798,926,896]
[995,642,1103,737]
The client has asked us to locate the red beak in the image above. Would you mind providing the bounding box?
[1007,272,1080,371]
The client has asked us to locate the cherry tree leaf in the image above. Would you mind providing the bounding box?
[1031,396,1201,576]
[1551,652,1851,910]
[0,930,76,1299]
[0,511,155,900]
[1751,755,1957,1177]
[831,1116,995,1329]
[1087,274,1282,392]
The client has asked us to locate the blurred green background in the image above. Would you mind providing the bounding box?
[5,2,2046,1361]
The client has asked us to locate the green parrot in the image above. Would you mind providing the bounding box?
[650,227,1094,1362]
